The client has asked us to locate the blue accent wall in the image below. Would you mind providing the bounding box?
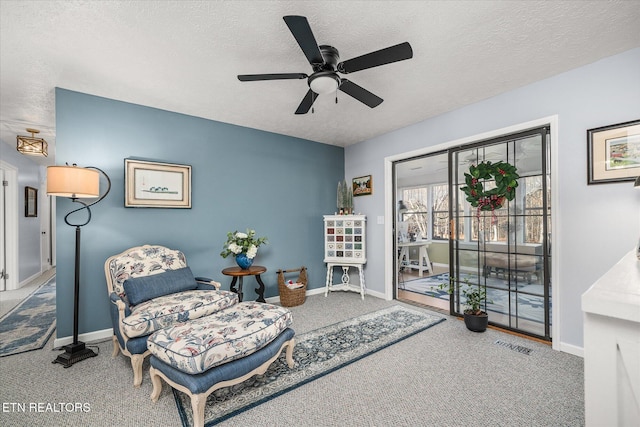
[55,88,344,337]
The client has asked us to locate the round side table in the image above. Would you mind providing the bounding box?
[221,265,267,302]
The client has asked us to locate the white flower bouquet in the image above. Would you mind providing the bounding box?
[220,229,268,259]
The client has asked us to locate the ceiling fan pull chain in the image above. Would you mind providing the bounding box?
[335,87,338,104]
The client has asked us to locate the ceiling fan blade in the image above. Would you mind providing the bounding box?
[238,73,308,82]
[283,16,324,66]
[339,79,383,108]
[337,42,413,74]
[295,89,317,115]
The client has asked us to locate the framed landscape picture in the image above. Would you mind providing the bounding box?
[587,119,640,184]
[125,159,192,208]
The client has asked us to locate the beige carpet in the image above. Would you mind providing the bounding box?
[0,292,584,426]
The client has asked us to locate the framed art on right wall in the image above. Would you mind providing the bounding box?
[587,119,640,184]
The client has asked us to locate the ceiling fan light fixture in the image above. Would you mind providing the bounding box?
[17,128,48,157]
[309,73,340,94]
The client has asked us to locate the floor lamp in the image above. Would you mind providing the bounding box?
[47,164,111,368]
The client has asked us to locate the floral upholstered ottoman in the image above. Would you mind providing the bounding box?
[147,301,295,427]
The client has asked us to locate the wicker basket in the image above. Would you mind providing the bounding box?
[277,267,308,307]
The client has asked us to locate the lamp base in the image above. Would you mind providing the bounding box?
[52,341,97,368]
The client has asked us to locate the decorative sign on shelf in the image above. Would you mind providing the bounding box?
[352,175,372,197]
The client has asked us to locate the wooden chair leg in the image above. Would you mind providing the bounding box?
[131,354,145,388]
[191,394,207,427]
[149,367,163,402]
[111,335,120,358]
[285,339,295,368]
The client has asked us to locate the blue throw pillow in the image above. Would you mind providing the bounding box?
[123,267,198,306]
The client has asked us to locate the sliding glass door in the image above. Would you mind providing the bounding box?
[394,151,450,310]
[393,126,552,341]
[449,127,551,340]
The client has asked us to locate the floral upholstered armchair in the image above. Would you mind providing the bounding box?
[104,245,239,387]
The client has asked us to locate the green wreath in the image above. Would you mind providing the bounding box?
[460,161,520,211]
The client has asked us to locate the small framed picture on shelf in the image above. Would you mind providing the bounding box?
[25,186,37,217]
[125,158,192,208]
[352,175,372,196]
[587,119,640,185]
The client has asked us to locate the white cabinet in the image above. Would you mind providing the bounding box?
[582,250,640,426]
[323,215,366,299]
[323,215,366,263]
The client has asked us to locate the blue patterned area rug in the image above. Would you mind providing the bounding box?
[0,276,56,357]
[174,305,445,427]
[402,272,548,324]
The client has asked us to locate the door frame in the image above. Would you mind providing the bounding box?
[0,160,19,291]
[39,180,52,272]
[384,116,560,350]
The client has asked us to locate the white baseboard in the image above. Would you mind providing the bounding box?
[53,328,113,349]
[364,288,387,299]
[558,341,584,358]
[306,287,325,296]
[268,285,386,305]
[17,272,41,290]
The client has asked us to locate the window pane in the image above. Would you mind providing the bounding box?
[431,183,449,240]
[432,184,449,210]
[525,176,544,208]
[402,212,428,239]
[402,188,429,239]
[433,212,449,240]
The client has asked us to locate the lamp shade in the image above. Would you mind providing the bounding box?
[47,165,100,198]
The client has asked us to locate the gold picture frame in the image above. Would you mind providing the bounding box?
[587,119,640,184]
[25,186,37,217]
[125,159,191,208]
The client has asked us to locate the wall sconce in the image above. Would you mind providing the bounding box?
[16,128,48,157]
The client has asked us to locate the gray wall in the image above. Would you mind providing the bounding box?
[345,48,640,351]
[55,88,344,337]
[0,143,45,283]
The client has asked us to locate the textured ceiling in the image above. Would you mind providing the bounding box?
[1,1,639,166]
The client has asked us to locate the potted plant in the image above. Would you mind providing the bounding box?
[337,180,353,214]
[220,229,268,269]
[440,279,490,332]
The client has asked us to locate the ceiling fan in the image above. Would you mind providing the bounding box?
[237,15,413,114]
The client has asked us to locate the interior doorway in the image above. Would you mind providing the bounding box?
[0,161,18,291]
[393,126,552,341]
